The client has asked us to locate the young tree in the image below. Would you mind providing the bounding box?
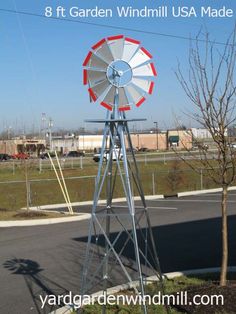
[175,26,236,286]
[166,160,184,193]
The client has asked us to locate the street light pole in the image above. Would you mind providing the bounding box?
[154,121,158,150]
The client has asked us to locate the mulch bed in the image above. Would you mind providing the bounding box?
[172,281,236,313]
[0,208,8,212]
[13,211,47,218]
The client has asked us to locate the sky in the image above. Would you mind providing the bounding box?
[0,0,235,133]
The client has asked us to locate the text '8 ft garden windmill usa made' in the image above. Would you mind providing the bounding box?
[81,35,164,314]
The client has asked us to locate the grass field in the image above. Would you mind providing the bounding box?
[0,155,225,211]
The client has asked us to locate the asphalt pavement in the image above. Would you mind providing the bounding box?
[0,192,236,314]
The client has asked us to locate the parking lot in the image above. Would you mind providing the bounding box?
[0,192,236,313]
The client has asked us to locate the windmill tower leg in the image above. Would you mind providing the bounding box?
[80,114,166,314]
[117,119,147,307]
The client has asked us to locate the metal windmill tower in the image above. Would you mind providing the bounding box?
[81,35,163,313]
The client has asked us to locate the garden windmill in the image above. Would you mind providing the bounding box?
[81,35,163,314]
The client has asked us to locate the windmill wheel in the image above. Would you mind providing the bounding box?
[83,35,157,112]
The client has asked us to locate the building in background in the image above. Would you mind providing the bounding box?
[0,138,46,156]
[57,131,192,152]
[191,128,212,139]
[167,130,192,150]
[51,135,79,154]
[78,135,103,151]
[51,135,103,153]
[228,126,236,139]
[129,133,167,150]
[0,130,193,155]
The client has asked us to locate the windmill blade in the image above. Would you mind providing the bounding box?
[125,84,145,107]
[107,35,124,60]
[101,86,130,111]
[118,87,130,111]
[132,78,155,94]
[118,104,131,111]
[83,69,107,87]
[118,87,129,106]
[92,38,114,65]
[100,86,116,110]
[128,47,152,69]
[133,63,157,77]
[88,80,111,102]
[122,37,140,63]
[83,51,108,71]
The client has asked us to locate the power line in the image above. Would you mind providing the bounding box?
[0,7,235,47]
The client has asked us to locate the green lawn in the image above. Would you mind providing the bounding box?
[0,156,226,211]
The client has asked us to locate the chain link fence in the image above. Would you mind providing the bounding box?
[0,167,222,211]
[0,150,219,174]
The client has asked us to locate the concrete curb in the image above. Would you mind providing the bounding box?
[0,195,164,228]
[0,213,91,228]
[26,186,236,211]
[28,194,164,211]
[178,186,236,197]
[50,266,236,314]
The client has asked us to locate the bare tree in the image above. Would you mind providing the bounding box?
[166,160,184,193]
[175,25,236,286]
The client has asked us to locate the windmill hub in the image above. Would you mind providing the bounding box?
[107,60,132,88]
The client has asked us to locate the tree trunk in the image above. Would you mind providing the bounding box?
[25,160,30,212]
[220,185,228,286]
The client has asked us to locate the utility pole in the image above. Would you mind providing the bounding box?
[7,126,12,140]
[154,121,158,150]
[48,118,53,151]
[41,113,47,140]
[82,127,85,151]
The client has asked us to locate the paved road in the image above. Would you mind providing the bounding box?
[0,192,236,314]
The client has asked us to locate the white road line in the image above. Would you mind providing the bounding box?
[147,206,178,210]
[97,205,178,210]
[147,199,177,202]
[156,199,236,203]
[195,194,220,197]
[195,194,236,197]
